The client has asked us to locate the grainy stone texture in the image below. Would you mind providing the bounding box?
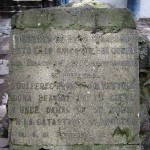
[11,7,136,32]
[138,19,150,70]
[9,4,140,150]
[9,145,142,150]
[0,18,149,150]
[137,19,150,150]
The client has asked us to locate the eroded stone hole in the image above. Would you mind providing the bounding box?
[39,148,51,150]
[148,109,150,116]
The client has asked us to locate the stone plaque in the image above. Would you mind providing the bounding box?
[9,6,140,148]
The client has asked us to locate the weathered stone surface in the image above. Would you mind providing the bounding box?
[9,145,142,150]
[9,28,140,145]
[9,6,140,148]
[11,7,136,33]
[139,36,150,69]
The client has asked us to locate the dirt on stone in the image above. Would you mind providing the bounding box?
[0,18,150,149]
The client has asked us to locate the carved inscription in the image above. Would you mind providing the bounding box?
[9,29,139,145]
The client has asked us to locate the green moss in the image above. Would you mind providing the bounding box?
[72,145,92,150]
[97,26,121,33]
[113,126,131,143]
[11,8,135,33]
[12,9,54,29]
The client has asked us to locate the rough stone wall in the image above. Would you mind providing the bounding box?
[138,19,150,150]
[0,19,10,149]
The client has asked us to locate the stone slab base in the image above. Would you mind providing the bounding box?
[9,145,142,150]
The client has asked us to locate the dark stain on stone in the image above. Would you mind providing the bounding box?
[77,34,83,42]
[55,69,61,73]
[75,81,88,88]
[54,81,57,84]
[113,126,131,142]
[55,102,58,105]
[38,50,43,53]
[27,75,31,78]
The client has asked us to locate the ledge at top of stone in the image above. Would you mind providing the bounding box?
[11,7,136,33]
[63,0,113,8]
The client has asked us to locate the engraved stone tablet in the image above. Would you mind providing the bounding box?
[9,5,140,149]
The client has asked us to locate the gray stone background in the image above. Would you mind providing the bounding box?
[0,13,150,150]
[0,18,10,149]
